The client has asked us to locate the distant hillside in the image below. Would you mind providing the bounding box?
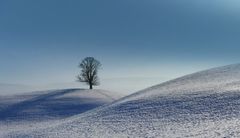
[16,64,240,138]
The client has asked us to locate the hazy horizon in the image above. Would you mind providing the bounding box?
[1,0,240,94]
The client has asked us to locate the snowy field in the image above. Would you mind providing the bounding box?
[3,64,240,137]
[0,89,119,137]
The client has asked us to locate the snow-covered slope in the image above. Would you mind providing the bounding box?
[0,89,119,137]
[7,64,240,138]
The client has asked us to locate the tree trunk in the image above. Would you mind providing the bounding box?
[89,84,93,89]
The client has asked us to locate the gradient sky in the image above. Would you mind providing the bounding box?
[1,0,240,94]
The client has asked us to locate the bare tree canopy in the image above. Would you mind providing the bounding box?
[77,57,101,89]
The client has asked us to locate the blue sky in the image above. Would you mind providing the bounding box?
[1,0,240,94]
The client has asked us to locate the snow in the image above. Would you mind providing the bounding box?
[0,89,120,137]
[3,64,240,137]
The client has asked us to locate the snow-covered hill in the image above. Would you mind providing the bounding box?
[9,64,240,138]
[0,89,119,137]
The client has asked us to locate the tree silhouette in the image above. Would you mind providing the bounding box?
[77,57,101,89]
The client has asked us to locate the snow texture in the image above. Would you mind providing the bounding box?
[0,89,119,137]
[4,64,240,138]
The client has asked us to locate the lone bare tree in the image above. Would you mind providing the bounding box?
[77,57,101,89]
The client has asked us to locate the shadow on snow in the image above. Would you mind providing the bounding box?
[0,89,106,121]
